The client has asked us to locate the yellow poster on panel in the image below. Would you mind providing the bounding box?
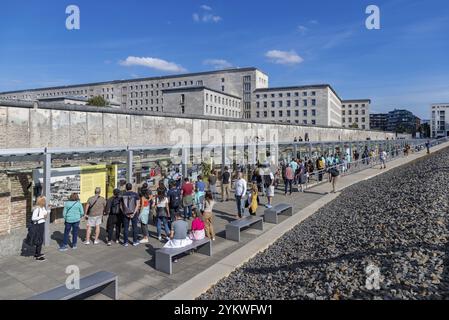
[106,164,118,199]
[80,165,107,203]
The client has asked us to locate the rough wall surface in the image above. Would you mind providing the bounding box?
[0,103,396,150]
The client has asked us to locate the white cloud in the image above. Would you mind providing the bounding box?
[200,5,212,11]
[265,50,304,65]
[297,25,308,35]
[120,56,187,73]
[309,20,319,25]
[203,59,233,69]
[323,31,353,49]
[193,5,222,23]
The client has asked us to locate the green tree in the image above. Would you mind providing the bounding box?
[349,123,359,129]
[87,96,108,107]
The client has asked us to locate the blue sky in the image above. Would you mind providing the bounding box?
[1,0,449,119]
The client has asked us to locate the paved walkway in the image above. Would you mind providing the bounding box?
[0,143,447,300]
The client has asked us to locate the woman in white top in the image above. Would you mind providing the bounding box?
[26,196,48,261]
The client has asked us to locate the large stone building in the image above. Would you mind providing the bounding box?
[0,67,373,128]
[387,109,420,134]
[0,68,269,119]
[431,103,449,138]
[252,85,342,127]
[341,99,370,130]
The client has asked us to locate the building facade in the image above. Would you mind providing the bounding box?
[386,109,420,134]
[252,85,342,127]
[162,87,242,118]
[341,99,370,130]
[0,68,268,118]
[431,103,449,138]
[370,113,388,131]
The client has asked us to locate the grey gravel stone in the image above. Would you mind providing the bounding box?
[198,147,449,300]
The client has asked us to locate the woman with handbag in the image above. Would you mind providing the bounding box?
[26,196,48,261]
[155,190,170,241]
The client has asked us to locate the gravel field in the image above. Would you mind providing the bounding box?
[199,147,449,300]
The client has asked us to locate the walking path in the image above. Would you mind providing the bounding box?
[0,143,446,300]
[161,142,449,300]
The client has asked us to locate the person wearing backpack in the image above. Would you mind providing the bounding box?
[104,188,123,246]
[329,167,340,193]
[121,183,141,247]
[83,187,106,246]
[167,181,181,228]
[264,169,275,209]
[59,193,84,251]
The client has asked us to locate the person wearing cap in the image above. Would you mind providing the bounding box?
[84,187,107,245]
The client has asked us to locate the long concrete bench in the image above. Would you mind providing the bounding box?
[264,203,293,224]
[226,216,264,242]
[28,271,118,300]
[155,238,212,275]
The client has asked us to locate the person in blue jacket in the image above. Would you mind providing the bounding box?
[59,193,85,251]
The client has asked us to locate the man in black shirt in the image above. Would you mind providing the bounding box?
[221,166,231,202]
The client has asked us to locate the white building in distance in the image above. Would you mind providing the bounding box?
[341,99,371,130]
[431,103,449,138]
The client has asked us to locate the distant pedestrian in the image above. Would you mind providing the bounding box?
[26,196,48,261]
[265,170,275,209]
[104,188,123,246]
[284,164,294,196]
[328,167,340,193]
[155,190,170,241]
[379,149,387,169]
[221,166,231,202]
[181,178,194,220]
[60,193,84,251]
[247,184,260,216]
[203,191,216,241]
[122,183,140,247]
[234,172,247,218]
[208,170,218,200]
[138,183,153,244]
[167,182,181,228]
[426,140,430,154]
[84,187,106,246]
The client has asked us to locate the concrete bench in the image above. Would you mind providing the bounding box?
[264,203,293,224]
[226,216,264,242]
[28,271,118,300]
[155,238,212,275]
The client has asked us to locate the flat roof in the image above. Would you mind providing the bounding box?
[162,86,242,100]
[342,99,371,104]
[0,67,265,95]
[253,84,342,101]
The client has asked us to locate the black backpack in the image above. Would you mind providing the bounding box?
[330,168,340,177]
[168,189,181,208]
[264,174,273,188]
[122,194,137,215]
[110,197,122,215]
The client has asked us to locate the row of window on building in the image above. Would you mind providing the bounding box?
[205,93,240,108]
[129,98,163,106]
[205,105,241,118]
[256,99,317,108]
[256,109,317,118]
[342,117,367,123]
[342,103,367,108]
[256,91,317,99]
[342,109,367,116]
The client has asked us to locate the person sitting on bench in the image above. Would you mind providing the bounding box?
[164,211,193,249]
[189,208,205,241]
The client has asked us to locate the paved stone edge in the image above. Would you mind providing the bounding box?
[160,142,449,300]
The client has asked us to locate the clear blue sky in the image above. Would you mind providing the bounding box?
[1,0,448,119]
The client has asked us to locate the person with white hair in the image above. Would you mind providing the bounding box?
[84,187,106,245]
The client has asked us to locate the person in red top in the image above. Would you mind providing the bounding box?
[181,178,194,220]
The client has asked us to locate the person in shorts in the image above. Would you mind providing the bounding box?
[84,187,107,245]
